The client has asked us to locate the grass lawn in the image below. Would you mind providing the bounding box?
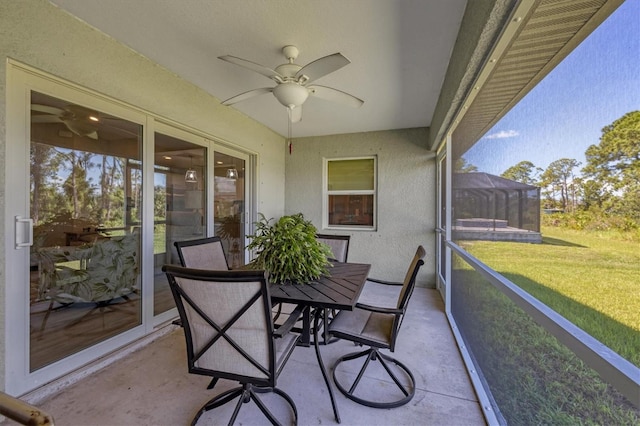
[460,225,640,367]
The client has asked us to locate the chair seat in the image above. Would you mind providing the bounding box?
[329,308,394,348]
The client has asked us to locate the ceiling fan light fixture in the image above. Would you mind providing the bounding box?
[226,168,238,180]
[273,82,309,109]
[185,169,197,183]
[185,155,198,182]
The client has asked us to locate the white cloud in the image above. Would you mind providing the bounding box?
[484,130,519,139]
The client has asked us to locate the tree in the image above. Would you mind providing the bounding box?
[583,111,640,220]
[30,142,62,224]
[61,150,95,219]
[541,158,581,211]
[501,160,542,185]
[454,157,478,173]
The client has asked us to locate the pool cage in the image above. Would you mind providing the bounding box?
[452,172,541,242]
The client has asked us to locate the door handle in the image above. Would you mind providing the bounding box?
[15,216,33,249]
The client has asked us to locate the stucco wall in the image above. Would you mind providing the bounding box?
[285,128,436,287]
[0,0,285,391]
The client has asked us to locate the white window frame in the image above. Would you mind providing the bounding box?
[322,156,377,231]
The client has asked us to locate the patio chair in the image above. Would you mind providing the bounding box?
[162,265,302,425]
[36,233,140,332]
[327,245,425,408]
[174,236,230,270]
[316,234,350,263]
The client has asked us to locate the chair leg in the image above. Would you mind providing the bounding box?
[190,383,297,426]
[191,386,243,426]
[227,389,247,425]
[332,347,416,409]
[319,308,340,345]
[271,387,298,424]
[250,386,298,426]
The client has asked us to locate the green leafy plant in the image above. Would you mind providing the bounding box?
[247,213,332,284]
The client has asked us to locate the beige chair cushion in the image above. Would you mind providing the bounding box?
[316,237,349,262]
[329,308,394,348]
[180,242,229,270]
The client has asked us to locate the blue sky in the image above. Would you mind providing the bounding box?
[463,0,639,176]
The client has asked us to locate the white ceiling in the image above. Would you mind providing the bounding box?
[50,0,467,138]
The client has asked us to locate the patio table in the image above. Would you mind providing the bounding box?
[269,261,370,423]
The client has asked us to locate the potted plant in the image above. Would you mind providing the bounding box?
[247,213,332,284]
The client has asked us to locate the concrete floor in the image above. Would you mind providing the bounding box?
[26,286,485,426]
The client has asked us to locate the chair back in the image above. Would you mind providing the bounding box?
[316,234,350,262]
[390,245,425,349]
[174,236,229,270]
[163,265,278,386]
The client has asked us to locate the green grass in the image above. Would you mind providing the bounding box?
[153,224,166,254]
[451,257,640,424]
[460,226,640,367]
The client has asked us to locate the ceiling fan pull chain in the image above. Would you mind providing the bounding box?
[288,108,293,155]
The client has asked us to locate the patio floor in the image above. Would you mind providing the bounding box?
[26,286,485,425]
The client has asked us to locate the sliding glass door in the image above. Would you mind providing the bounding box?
[28,91,144,371]
[6,64,255,395]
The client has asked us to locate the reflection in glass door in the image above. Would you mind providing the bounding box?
[153,132,207,316]
[214,151,247,268]
[29,91,143,371]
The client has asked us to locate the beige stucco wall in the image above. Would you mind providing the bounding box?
[0,0,285,391]
[285,128,436,287]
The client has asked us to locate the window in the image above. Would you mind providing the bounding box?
[324,157,376,230]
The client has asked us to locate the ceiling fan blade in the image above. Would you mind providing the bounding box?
[31,115,62,123]
[86,131,99,140]
[296,53,350,85]
[62,119,99,140]
[289,106,302,123]
[308,85,364,108]
[31,104,65,115]
[221,87,273,106]
[218,55,283,81]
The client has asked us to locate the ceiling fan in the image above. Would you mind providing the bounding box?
[31,104,100,139]
[218,45,364,123]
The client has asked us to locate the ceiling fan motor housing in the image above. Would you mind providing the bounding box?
[273,82,309,109]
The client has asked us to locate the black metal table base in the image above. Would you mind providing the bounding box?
[313,307,341,423]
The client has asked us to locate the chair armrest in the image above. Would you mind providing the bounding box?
[355,302,403,315]
[366,277,403,286]
[273,304,306,338]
